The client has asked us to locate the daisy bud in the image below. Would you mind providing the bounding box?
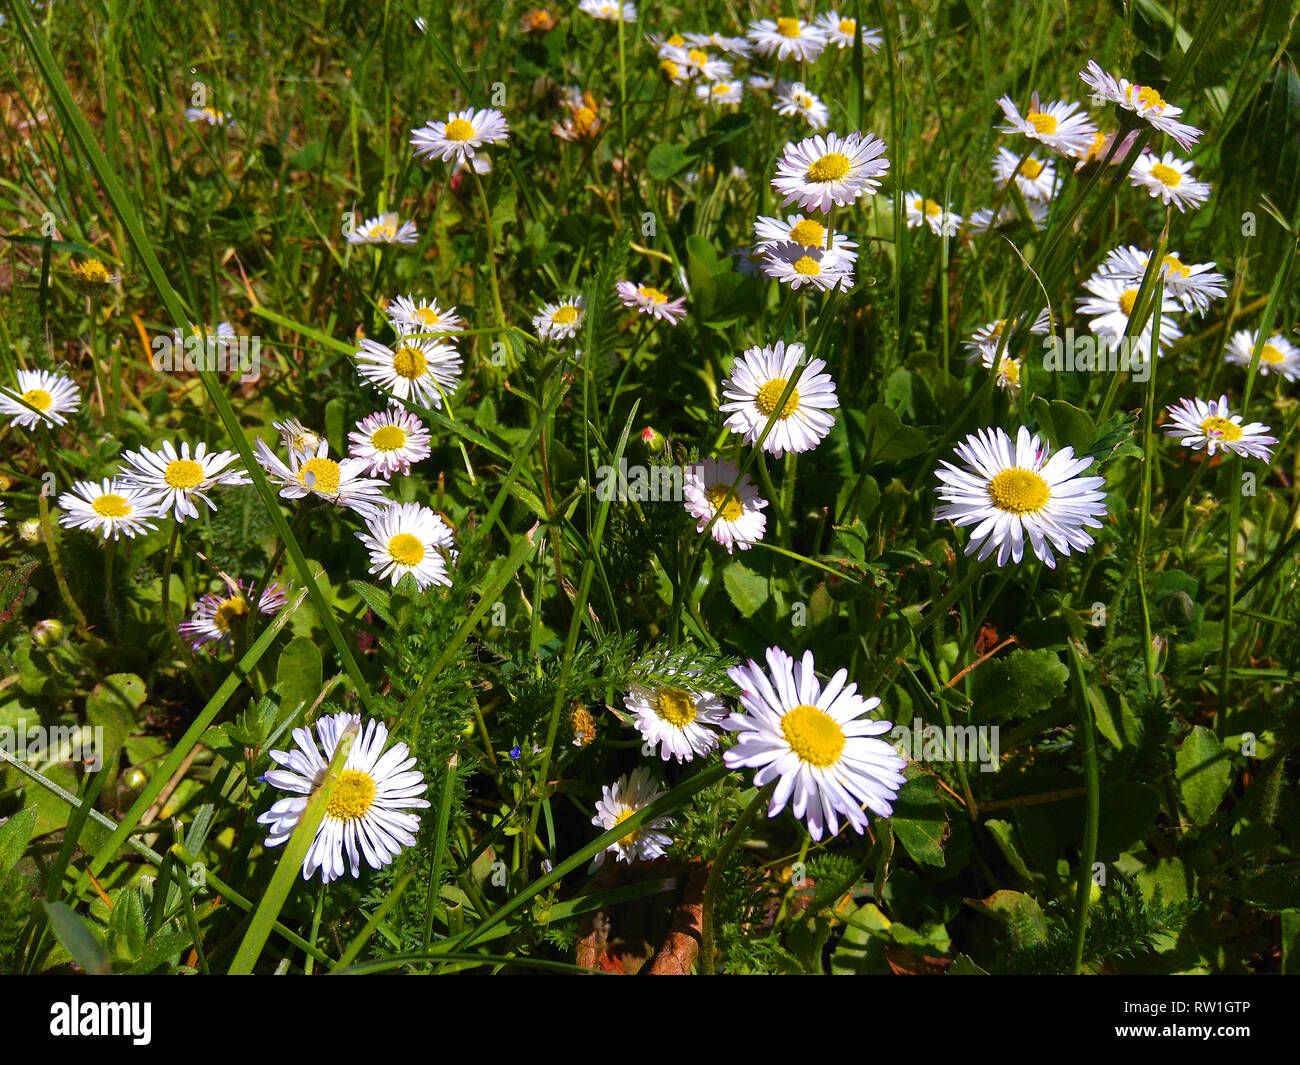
[32,619,65,647]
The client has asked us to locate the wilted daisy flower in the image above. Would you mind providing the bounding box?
[1163,395,1277,461]
[553,87,607,141]
[773,82,830,129]
[695,78,744,106]
[992,147,1059,201]
[356,502,456,590]
[753,213,857,262]
[57,479,161,541]
[1129,151,1211,212]
[387,295,466,337]
[724,647,906,841]
[615,280,687,324]
[410,108,510,164]
[625,680,730,763]
[347,408,432,478]
[354,337,463,409]
[901,192,962,236]
[934,425,1108,568]
[533,297,586,340]
[996,94,1098,157]
[683,457,768,553]
[1077,273,1183,360]
[761,241,853,291]
[348,212,418,246]
[720,340,839,456]
[1224,330,1300,382]
[520,8,557,33]
[1079,61,1201,150]
[747,16,829,63]
[0,369,81,429]
[590,767,673,869]
[184,106,234,127]
[773,131,890,213]
[257,712,430,884]
[579,0,636,22]
[253,438,390,517]
[119,440,250,522]
[275,418,325,460]
[179,578,288,651]
[1097,246,1226,316]
[815,11,882,50]
[69,258,122,289]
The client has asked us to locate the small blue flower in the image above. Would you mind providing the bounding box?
[508,744,522,761]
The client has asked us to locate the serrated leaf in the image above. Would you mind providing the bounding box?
[972,649,1069,722]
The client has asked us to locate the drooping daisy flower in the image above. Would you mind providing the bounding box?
[533,297,587,341]
[410,108,510,164]
[753,213,857,262]
[275,418,325,460]
[257,712,430,884]
[578,0,636,22]
[814,11,882,50]
[184,106,234,127]
[354,337,463,409]
[1129,151,1211,212]
[0,369,81,430]
[387,295,466,337]
[772,131,890,214]
[1163,395,1277,461]
[590,767,674,869]
[747,16,830,63]
[934,425,1109,568]
[1077,273,1183,360]
[1078,61,1201,151]
[773,81,830,129]
[695,78,744,106]
[347,408,432,478]
[253,438,390,517]
[615,280,688,324]
[991,147,1059,201]
[683,457,769,553]
[1096,246,1226,316]
[624,680,730,763]
[56,479,161,541]
[900,192,963,236]
[1224,330,1300,382]
[720,340,839,456]
[996,94,1098,157]
[356,502,456,591]
[980,348,1023,392]
[724,647,906,841]
[119,440,250,522]
[178,578,289,652]
[760,241,854,291]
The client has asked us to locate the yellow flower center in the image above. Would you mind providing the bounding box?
[781,703,846,767]
[20,388,53,411]
[369,223,395,239]
[788,219,826,246]
[370,425,408,451]
[575,105,597,130]
[807,151,850,183]
[1027,110,1058,135]
[1132,85,1166,111]
[655,687,698,727]
[1017,157,1044,179]
[792,255,821,276]
[75,260,111,283]
[1149,163,1181,187]
[612,808,641,847]
[92,494,132,518]
[415,307,441,327]
[712,83,732,96]
[666,33,684,46]
[164,458,205,490]
[1200,416,1242,441]
[444,117,475,141]
[1261,344,1285,364]
[838,17,855,33]
[637,286,668,304]
[213,595,249,632]
[1160,254,1190,279]
[298,457,341,494]
[326,769,378,821]
[1118,288,1140,316]
[987,468,1051,514]
[688,48,709,66]
[705,482,745,521]
[660,59,680,79]
[552,304,580,324]
[920,198,943,217]
[1002,358,1022,384]
[755,378,800,418]
[392,345,428,379]
[387,532,426,566]
[776,17,801,37]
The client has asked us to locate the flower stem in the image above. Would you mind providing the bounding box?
[699,782,774,975]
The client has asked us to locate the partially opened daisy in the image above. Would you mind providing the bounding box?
[1077,273,1182,360]
[1164,396,1278,461]
[253,438,390,517]
[410,108,510,164]
[552,87,607,142]
[275,418,325,460]
[348,407,432,478]
[1129,151,1211,212]
[1097,246,1226,316]
[1071,127,1141,169]
[1224,330,1300,382]
[624,680,730,763]
[615,280,687,324]
[683,457,768,553]
[724,647,906,841]
[0,369,80,429]
[354,337,463,409]
[119,440,250,522]
[347,212,419,246]
[387,295,465,337]
[996,94,1098,157]
[760,241,853,291]
[815,11,882,50]
[179,578,288,652]
[773,131,890,213]
[1079,61,1201,150]
[980,348,1023,392]
[934,425,1108,568]
[356,502,456,591]
[578,0,636,22]
[590,767,673,869]
[695,78,744,106]
[57,479,161,541]
[992,147,1059,201]
[258,712,430,884]
[753,213,857,262]
[901,192,962,236]
[720,340,839,456]
[773,82,830,129]
[747,16,829,62]
[533,297,586,341]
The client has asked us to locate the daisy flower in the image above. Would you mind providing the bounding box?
[720,340,839,457]
[56,479,161,541]
[0,369,81,430]
[996,94,1098,157]
[980,349,1024,392]
[348,212,418,246]
[171,321,236,352]
[966,197,1050,233]
[1224,330,1300,382]
[1163,395,1277,461]
[118,440,250,522]
[1077,273,1182,360]
[1071,127,1141,169]
[748,73,777,92]
[682,31,752,58]
[184,106,234,127]
[1129,151,1211,212]
[553,87,607,142]
[760,240,853,291]
[753,213,857,262]
[814,11,882,50]
[356,502,456,591]
[179,578,289,652]
[934,425,1109,568]
[683,457,769,553]
[354,337,463,409]
[257,712,430,884]
[732,245,768,276]
[660,44,734,82]
[410,108,510,164]
[773,82,830,129]
[347,408,432,478]
[69,259,122,289]
[901,192,963,236]
[387,295,466,337]
[275,418,325,460]
[1079,61,1201,150]
[964,309,1052,361]
[747,17,830,63]
[253,438,390,517]
[695,79,744,106]
[724,647,906,841]
[578,0,636,22]
[590,767,673,869]
[992,147,1059,201]
[625,680,730,763]
[772,131,890,213]
[615,280,688,324]
[533,297,586,341]
[1096,246,1226,316]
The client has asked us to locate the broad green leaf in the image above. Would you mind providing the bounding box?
[1177,726,1231,825]
[43,900,111,975]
